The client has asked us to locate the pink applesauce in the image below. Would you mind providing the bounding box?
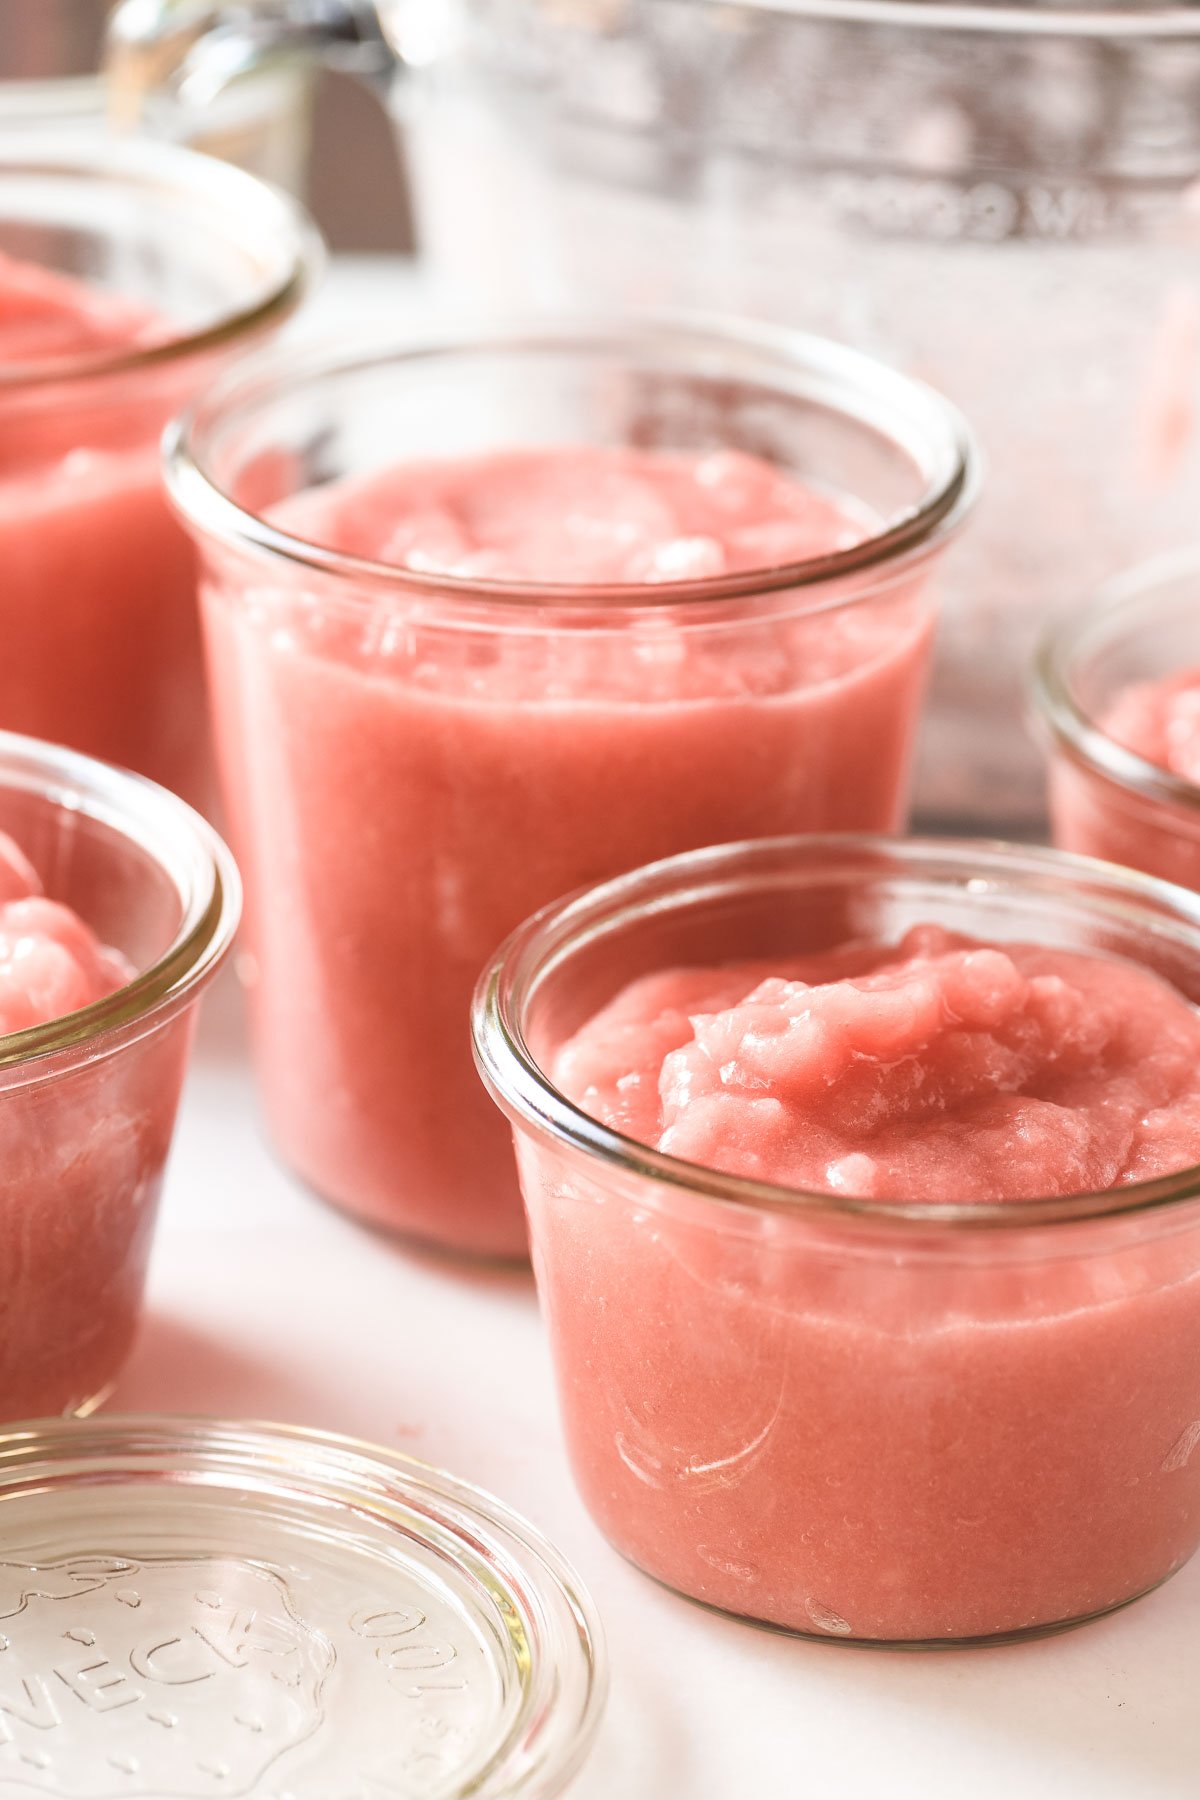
[0,251,164,364]
[515,928,1200,1639]
[1103,668,1200,786]
[0,826,184,1421]
[202,446,935,1256]
[281,446,867,583]
[1050,668,1200,892]
[0,831,131,1026]
[0,252,208,801]
[555,926,1200,1201]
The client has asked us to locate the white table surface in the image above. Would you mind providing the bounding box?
[118,260,1200,1800]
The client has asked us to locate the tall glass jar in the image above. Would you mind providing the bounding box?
[0,135,319,806]
[166,316,977,1258]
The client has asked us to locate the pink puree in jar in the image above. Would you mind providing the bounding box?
[530,927,1200,1639]
[294,446,869,582]
[0,253,206,800]
[1103,669,1200,787]
[206,447,933,1257]
[0,828,178,1420]
[0,836,130,1031]
[1051,668,1200,891]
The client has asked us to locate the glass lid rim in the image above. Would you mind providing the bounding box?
[0,134,323,391]
[0,1413,608,1800]
[0,728,241,1074]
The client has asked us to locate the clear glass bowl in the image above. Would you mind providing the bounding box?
[0,1416,605,1796]
[166,313,977,1260]
[0,132,320,806]
[1035,549,1200,891]
[474,833,1200,1645]
[0,731,239,1421]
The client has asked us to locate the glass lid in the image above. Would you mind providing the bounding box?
[0,1417,606,1799]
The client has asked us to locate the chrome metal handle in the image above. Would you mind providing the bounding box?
[105,0,395,120]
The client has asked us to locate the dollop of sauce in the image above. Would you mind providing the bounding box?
[0,831,132,1036]
[554,925,1200,1201]
[1104,668,1200,787]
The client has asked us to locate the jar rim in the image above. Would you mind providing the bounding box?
[0,1414,607,1798]
[165,311,980,613]
[0,133,322,392]
[734,0,1200,40]
[473,833,1200,1232]
[0,732,241,1072]
[1032,547,1200,821]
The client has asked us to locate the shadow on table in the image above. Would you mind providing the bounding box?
[349,1206,538,1297]
[114,1311,307,1418]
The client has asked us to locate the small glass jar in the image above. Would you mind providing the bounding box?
[474,835,1200,1644]
[1035,550,1200,890]
[0,133,319,807]
[167,316,977,1259]
[0,730,239,1421]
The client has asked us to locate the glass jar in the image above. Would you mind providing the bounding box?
[1035,550,1200,891]
[0,135,319,808]
[0,730,239,1421]
[100,0,1200,831]
[166,315,976,1259]
[474,834,1200,1644]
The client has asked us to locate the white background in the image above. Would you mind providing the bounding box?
[117,262,1200,1800]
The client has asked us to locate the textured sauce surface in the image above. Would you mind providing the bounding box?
[555,925,1200,1201]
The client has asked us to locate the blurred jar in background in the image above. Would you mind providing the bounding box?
[0,137,318,804]
[0,0,314,188]
[1,0,412,252]
[103,0,1200,832]
[1035,551,1200,893]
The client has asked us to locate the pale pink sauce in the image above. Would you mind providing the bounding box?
[0,829,183,1421]
[515,930,1200,1639]
[0,250,162,365]
[1105,668,1200,786]
[1050,668,1200,891]
[0,253,211,803]
[292,446,867,584]
[555,926,1200,1201]
[202,447,934,1256]
[0,833,130,1032]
